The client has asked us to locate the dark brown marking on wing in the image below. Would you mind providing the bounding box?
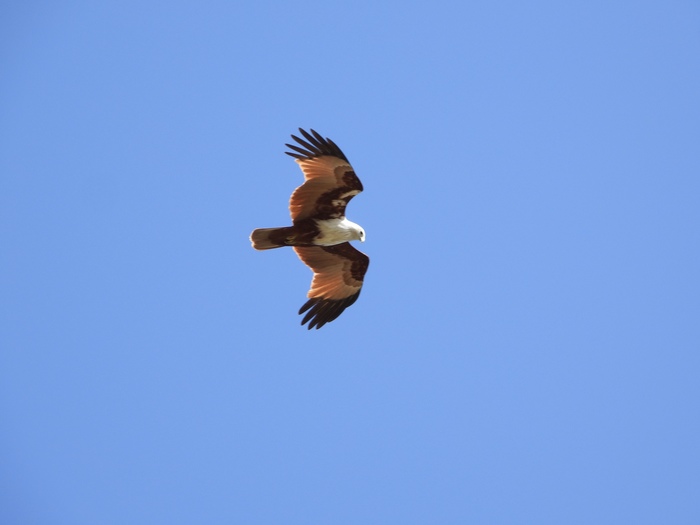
[285,129,364,222]
[321,243,369,282]
[295,243,369,329]
[311,182,359,220]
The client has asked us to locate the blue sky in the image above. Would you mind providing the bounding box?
[2,1,699,523]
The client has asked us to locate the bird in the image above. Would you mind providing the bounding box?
[250,128,369,330]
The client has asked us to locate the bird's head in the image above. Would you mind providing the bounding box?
[351,223,366,243]
[345,219,365,243]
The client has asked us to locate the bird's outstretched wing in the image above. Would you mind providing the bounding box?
[293,243,369,329]
[285,128,363,222]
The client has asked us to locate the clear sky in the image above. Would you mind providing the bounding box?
[2,1,699,523]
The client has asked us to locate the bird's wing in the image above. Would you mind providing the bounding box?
[285,128,363,222]
[293,243,369,329]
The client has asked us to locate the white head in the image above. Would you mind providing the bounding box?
[347,220,366,243]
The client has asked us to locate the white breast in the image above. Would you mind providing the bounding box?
[314,218,361,246]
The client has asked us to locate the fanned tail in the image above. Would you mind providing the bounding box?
[249,227,292,250]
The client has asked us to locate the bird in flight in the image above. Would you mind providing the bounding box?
[250,129,369,329]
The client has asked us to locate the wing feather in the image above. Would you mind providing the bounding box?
[285,128,363,221]
[286,144,313,157]
[299,128,324,149]
[293,243,369,329]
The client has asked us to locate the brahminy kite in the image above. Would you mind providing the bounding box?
[250,129,369,329]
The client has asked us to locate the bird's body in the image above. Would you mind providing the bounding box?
[250,129,369,329]
[249,216,363,250]
[313,217,365,245]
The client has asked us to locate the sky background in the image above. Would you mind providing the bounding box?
[2,1,699,523]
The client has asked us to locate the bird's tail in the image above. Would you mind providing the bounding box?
[249,227,293,250]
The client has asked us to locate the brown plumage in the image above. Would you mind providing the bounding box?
[295,243,369,329]
[250,129,369,329]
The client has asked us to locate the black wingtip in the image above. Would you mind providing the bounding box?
[298,293,361,330]
[285,128,349,162]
